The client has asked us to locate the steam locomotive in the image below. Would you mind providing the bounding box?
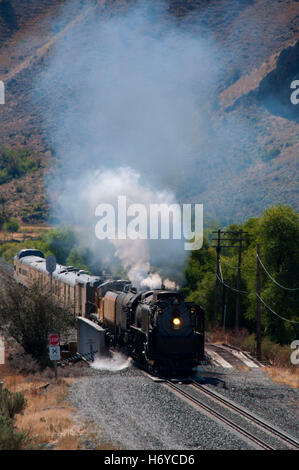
[14,249,204,377]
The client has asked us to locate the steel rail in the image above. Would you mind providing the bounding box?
[191,381,299,449]
[165,381,274,450]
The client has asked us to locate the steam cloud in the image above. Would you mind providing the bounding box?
[36,1,251,287]
[91,351,132,372]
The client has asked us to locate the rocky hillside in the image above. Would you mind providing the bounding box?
[0,0,298,223]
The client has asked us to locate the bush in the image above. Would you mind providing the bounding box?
[0,388,26,420]
[0,241,20,262]
[20,203,49,223]
[3,219,20,232]
[0,387,27,450]
[260,337,291,367]
[0,145,39,185]
[0,415,27,450]
[0,211,9,229]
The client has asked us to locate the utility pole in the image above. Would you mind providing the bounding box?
[212,230,249,331]
[256,244,262,361]
[222,282,226,332]
[213,229,221,328]
[235,229,243,332]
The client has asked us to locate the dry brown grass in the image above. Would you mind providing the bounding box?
[207,327,299,388]
[264,366,299,389]
[206,327,252,350]
[3,374,81,448]
[2,367,119,450]
[55,434,80,450]
[0,342,112,449]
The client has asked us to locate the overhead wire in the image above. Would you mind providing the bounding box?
[255,294,299,324]
[217,265,299,324]
[216,272,248,294]
[257,254,299,291]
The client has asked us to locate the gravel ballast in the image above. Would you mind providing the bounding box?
[67,360,299,450]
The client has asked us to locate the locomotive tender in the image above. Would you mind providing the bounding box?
[14,249,204,376]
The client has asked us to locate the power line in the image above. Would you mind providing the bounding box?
[217,269,299,325]
[256,294,299,324]
[257,254,299,291]
[216,272,248,294]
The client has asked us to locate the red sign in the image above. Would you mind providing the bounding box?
[49,334,60,346]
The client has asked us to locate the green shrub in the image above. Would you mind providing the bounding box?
[0,211,9,229]
[0,145,39,184]
[0,388,26,420]
[0,415,27,450]
[3,219,20,232]
[0,387,27,450]
[20,203,49,223]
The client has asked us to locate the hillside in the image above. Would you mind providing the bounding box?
[0,0,298,224]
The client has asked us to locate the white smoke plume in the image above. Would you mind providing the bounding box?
[56,165,184,288]
[35,1,227,287]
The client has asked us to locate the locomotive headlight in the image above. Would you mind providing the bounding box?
[172,317,181,327]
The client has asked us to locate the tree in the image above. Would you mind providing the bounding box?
[183,205,299,344]
[39,227,76,265]
[182,238,216,324]
[0,276,75,368]
[257,205,299,343]
[66,247,91,273]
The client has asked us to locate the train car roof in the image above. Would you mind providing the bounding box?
[18,255,104,287]
[16,249,45,259]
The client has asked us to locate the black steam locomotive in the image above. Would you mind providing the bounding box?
[97,287,205,377]
[14,249,204,377]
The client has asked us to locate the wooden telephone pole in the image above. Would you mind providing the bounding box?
[256,244,262,361]
[213,229,221,328]
[235,229,243,332]
[212,230,248,330]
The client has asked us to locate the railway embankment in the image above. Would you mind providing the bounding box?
[67,356,299,450]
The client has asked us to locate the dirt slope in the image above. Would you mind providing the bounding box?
[0,0,298,222]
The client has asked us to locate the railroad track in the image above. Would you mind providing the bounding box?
[190,381,299,450]
[165,380,299,450]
